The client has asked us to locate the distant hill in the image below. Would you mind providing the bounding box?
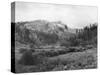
[14,20,76,45]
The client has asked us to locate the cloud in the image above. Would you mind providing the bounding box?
[14,2,98,28]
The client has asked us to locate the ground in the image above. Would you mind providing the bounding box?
[15,42,97,73]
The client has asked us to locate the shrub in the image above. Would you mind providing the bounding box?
[58,49,68,55]
[19,51,46,65]
[18,50,35,65]
[68,47,76,52]
[19,48,27,54]
[70,39,80,46]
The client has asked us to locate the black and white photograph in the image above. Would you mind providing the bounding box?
[11,2,98,73]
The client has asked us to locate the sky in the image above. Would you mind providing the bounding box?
[12,2,98,28]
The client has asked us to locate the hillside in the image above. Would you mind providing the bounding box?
[14,20,76,46]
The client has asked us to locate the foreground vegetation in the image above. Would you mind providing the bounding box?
[15,47,97,73]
